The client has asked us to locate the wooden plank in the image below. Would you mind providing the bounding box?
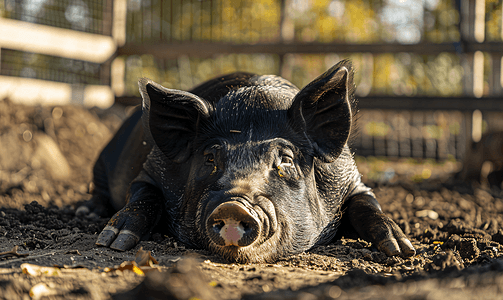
[0,76,114,108]
[117,41,503,59]
[0,18,116,63]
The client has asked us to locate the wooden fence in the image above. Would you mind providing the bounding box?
[355,97,503,159]
[0,0,116,107]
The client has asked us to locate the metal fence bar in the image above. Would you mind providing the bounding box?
[358,96,503,111]
[116,95,503,112]
[349,109,503,160]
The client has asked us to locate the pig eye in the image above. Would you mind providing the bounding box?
[277,155,295,178]
[205,154,215,166]
[280,155,293,167]
[204,144,221,168]
[279,151,293,167]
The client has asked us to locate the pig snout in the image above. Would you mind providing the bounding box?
[206,201,261,247]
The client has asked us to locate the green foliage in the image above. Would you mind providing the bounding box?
[125,0,479,45]
[126,0,281,43]
[365,121,390,137]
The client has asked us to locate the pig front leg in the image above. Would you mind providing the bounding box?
[96,181,163,251]
[346,193,416,258]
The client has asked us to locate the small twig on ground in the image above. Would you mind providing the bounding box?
[0,246,28,259]
[0,250,66,266]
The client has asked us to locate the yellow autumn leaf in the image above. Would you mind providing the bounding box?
[21,264,62,277]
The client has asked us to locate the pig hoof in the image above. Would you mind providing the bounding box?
[96,226,140,251]
[95,203,158,251]
[110,230,140,251]
[378,239,401,257]
[398,238,416,257]
[352,209,416,258]
[378,236,415,258]
[96,225,119,247]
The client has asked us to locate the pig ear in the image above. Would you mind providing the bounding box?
[288,60,354,163]
[139,78,213,163]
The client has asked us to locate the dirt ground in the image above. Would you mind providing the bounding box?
[1,98,503,300]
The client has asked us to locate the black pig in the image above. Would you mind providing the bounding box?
[85,60,415,263]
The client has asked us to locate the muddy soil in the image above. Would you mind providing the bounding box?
[1,98,503,299]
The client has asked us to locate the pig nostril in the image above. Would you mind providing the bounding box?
[241,222,252,234]
[213,221,225,233]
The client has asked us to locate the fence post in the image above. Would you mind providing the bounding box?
[459,0,478,158]
[491,54,503,96]
[279,0,294,78]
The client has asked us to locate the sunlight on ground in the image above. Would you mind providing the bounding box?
[355,156,461,184]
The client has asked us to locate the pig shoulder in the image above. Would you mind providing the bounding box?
[136,145,188,202]
[314,145,369,210]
